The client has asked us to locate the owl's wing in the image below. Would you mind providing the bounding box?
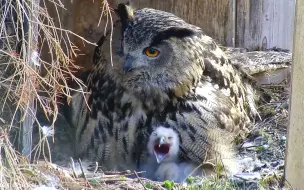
[160,78,245,166]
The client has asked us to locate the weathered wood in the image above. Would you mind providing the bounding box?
[43,0,232,75]
[44,0,295,76]
[69,0,117,73]
[131,0,233,46]
[284,0,304,188]
[236,0,295,50]
[63,0,231,74]
[41,0,129,75]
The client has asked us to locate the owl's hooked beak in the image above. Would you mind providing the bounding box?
[123,55,134,73]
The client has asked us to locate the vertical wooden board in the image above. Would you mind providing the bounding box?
[236,0,295,50]
[131,0,233,46]
[285,0,304,188]
[236,0,263,50]
[260,0,295,50]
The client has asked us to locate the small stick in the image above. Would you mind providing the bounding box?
[97,171,146,178]
[69,157,77,178]
[100,178,134,183]
[134,170,147,190]
[103,170,131,175]
[93,162,99,174]
[78,158,86,178]
[78,158,92,188]
[103,170,146,176]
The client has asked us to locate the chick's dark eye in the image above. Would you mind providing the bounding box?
[144,47,160,57]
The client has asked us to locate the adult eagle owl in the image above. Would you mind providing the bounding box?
[65,3,261,177]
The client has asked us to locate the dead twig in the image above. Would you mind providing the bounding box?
[78,158,92,188]
[134,170,147,190]
[69,157,77,178]
[93,161,99,174]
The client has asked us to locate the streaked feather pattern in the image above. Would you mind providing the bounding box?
[66,4,265,175]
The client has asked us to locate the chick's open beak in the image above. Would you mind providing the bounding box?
[153,136,169,163]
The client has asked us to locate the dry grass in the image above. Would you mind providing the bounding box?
[0,0,115,189]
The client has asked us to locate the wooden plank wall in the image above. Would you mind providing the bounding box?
[42,0,123,74]
[130,0,296,50]
[44,0,296,74]
[236,0,295,50]
[130,0,234,46]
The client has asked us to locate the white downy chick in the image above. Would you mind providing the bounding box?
[147,126,205,182]
[155,162,180,182]
[147,126,180,164]
[147,126,180,181]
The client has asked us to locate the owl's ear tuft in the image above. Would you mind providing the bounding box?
[150,27,197,47]
[115,3,135,27]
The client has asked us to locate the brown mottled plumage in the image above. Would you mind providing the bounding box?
[66,4,262,176]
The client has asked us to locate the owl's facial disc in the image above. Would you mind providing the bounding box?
[120,9,201,91]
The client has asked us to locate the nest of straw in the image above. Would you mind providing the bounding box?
[0,0,96,188]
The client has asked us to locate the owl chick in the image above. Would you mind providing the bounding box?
[147,126,180,164]
[147,126,180,181]
[148,126,205,182]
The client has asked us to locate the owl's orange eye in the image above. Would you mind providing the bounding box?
[144,47,160,57]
